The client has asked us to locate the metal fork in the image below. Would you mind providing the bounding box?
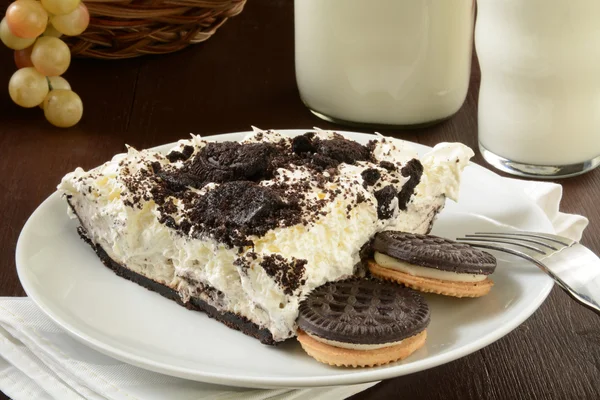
[456,232,600,315]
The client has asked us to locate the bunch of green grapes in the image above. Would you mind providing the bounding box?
[0,0,89,128]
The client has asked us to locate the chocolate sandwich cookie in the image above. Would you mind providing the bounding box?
[368,231,497,298]
[297,278,429,367]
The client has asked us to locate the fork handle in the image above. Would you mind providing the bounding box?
[525,258,600,316]
[551,273,600,316]
[460,241,600,316]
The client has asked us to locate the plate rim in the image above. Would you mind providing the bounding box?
[16,129,554,388]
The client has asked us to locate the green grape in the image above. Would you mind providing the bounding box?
[8,67,49,108]
[0,17,36,50]
[41,0,80,17]
[31,36,71,76]
[48,76,71,91]
[51,3,89,36]
[5,0,48,39]
[40,76,71,108]
[42,22,62,38]
[14,46,34,68]
[43,89,83,128]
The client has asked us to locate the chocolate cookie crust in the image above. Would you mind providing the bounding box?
[74,223,278,345]
[372,232,497,275]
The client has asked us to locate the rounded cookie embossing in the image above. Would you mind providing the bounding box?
[298,278,430,344]
[296,278,430,367]
[372,231,496,275]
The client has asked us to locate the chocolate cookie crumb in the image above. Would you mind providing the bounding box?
[375,185,398,219]
[166,145,195,163]
[379,161,396,171]
[313,138,371,165]
[361,168,381,187]
[185,181,302,247]
[259,254,307,295]
[292,135,315,154]
[397,159,424,210]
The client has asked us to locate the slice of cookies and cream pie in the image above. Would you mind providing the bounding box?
[58,129,473,344]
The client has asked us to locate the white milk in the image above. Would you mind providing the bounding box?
[476,0,600,166]
[294,0,474,127]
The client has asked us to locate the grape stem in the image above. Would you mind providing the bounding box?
[46,76,53,91]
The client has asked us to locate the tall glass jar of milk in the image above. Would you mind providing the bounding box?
[476,0,600,178]
[294,0,475,128]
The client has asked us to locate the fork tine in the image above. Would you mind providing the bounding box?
[456,237,548,254]
[474,231,575,247]
[465,234,559,251]
[458,240,569,288]
[457,240,544,259]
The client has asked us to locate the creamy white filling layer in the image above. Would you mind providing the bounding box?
[374,252,488,282]
[306,332,403,350]
[59,129,474,342]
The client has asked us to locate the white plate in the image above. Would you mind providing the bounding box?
[16,130,554,388]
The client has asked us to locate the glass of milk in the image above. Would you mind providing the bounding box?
[294,0,475,128]
[476,0,600,178]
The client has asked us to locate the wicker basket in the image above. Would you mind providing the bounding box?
[65,0,246,59]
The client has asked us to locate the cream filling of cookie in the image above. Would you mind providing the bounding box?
[374,252,488,283]
[306,332,404,350]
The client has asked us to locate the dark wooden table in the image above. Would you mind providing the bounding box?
[1,1,599,399]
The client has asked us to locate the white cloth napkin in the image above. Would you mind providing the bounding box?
[0,179,588,400]
[0,301,376,400]
[505,178,588,241]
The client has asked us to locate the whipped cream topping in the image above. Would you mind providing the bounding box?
[374,252,488,283]
[59,129,473,342]
[418,142,474,203]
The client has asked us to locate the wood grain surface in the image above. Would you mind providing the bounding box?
[1,0,599,398]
